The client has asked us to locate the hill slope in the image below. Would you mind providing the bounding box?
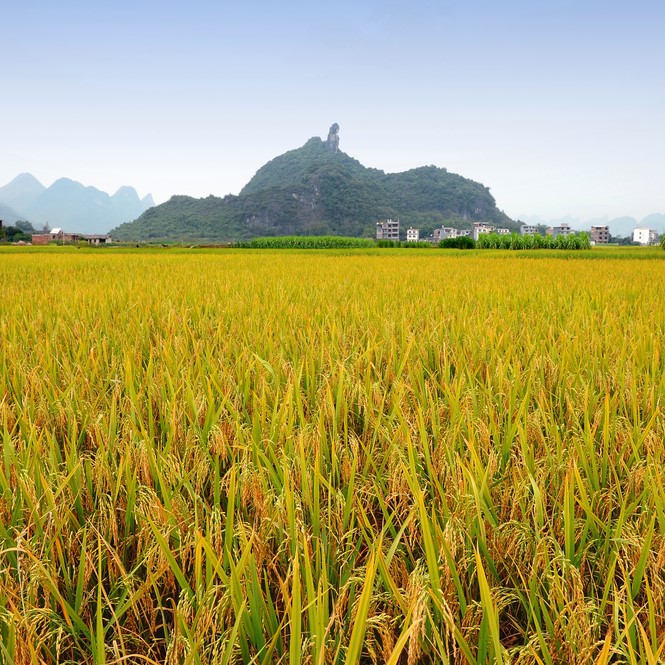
[112,125,515,242]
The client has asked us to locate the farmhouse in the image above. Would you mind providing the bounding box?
[376,219,400,241]
[590,225,610,244]
[84,234,113,245]
[547,223,574,238]
[32,229,112,245]
[633,227,659,245]
[431,226,458,242]
[472,222,496,241]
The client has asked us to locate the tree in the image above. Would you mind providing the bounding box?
[3,226,32,242]
[439,236,475,249]
[15,220,35,233]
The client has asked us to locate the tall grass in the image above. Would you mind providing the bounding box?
[0,248,664,662]
[476,231,591,250]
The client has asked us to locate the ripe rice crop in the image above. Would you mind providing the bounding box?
[0,246,664,663]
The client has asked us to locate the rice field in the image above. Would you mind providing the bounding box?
[1,246,664,664]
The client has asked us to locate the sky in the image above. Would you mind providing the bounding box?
[2,0,664,221]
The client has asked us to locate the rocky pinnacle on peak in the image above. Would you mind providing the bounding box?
[326,123,340,153]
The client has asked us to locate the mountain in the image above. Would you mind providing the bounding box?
[0,202,27,225]
[0,173,46,212]
[0,174,154,234]
[112,125,515,242]
[640,213,665,231]
[142,193,155,208]
[606,216,638,238]
[607,214,665,237]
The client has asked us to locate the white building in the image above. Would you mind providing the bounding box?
[496,228,511,235]
[406,227,420,242]
[432,226,458,242]
[473,222,496,241]
[633,227,659,245]
[520,224,537,235]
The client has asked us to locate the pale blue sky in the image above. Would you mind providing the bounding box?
[2,0,663,220]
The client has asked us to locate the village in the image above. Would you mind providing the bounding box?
[0,218,660,246]
[0,220,113,245]
[30,228,113,245]
[376,219,661,245]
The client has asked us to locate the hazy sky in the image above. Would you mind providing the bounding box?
[2,0,663,220]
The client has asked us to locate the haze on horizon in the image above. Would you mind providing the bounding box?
[2,0,663,222]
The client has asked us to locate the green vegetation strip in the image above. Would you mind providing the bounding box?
[476,231,591,249]
[239,236,375,249]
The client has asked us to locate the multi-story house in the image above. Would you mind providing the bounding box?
[633,227,659,245]
[473,222,496,241]
[548,223,574,238]
[376,219,400,241]
[590,225,610,244]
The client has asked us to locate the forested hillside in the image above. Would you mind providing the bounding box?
[112,127,515,242]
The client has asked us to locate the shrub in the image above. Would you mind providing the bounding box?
[439,236,476,249]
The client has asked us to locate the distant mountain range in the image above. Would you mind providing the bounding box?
[519,213,665,238]
[112,124,516,242]
[0,202,25,225]
[0,173,154,234]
